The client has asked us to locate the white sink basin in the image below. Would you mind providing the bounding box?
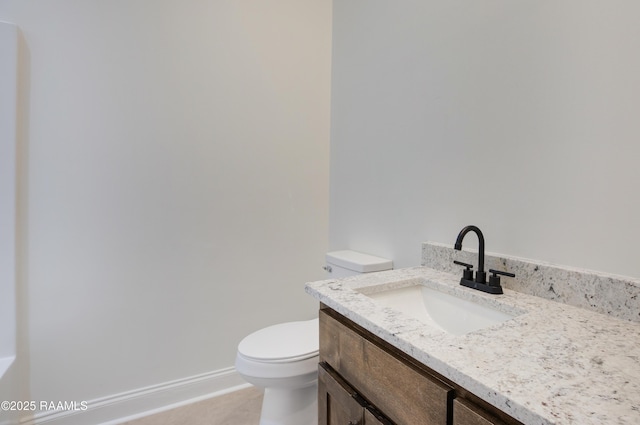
[362,284,517,335]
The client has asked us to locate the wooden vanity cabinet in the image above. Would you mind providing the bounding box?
[318,363,363,425]
[318,363,393,425]
[318,307,522,425]
[453,398,508,425]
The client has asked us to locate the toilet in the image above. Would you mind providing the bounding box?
[235,250,393,425]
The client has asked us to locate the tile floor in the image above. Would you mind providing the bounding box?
[120,386,263,425]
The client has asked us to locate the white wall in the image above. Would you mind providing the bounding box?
[330,0,640,279]
[0,20,18,425]
[0,20,17,367]
[0,0,330,420]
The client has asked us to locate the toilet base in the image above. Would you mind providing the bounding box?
[258,381,318,425]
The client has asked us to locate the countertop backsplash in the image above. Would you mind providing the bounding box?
[423,241,640,323]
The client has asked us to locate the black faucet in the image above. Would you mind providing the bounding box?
[453,225,514,295]
[454,225,486,284]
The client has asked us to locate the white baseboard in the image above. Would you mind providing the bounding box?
[17,367,250,425]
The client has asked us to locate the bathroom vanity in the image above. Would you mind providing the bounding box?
[306,243,640,425]
[319,306,518,425]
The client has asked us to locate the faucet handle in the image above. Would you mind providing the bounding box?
[453,260,474,281]
[488,269,515,287]
[489,269,515,278]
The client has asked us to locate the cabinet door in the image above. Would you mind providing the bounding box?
[453,398,508,425]
[319,363,365,425]
[365,407,395,425]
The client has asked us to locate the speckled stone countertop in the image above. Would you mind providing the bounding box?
[305,266,640,425]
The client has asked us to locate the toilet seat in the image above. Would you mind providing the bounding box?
[238,318,319,363]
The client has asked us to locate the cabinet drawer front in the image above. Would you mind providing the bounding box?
[453,398,507,425]
[320,310,453,425]
[365,407,395,425]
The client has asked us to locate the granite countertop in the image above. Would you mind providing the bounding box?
[305,266,640,425]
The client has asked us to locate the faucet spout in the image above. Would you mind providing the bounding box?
[454,225,485,283]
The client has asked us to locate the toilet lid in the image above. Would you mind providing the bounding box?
[238,319,319,362]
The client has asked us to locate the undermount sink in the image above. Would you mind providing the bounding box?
[361,284,517,335]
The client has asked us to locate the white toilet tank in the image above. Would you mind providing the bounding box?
[325,250,393,278]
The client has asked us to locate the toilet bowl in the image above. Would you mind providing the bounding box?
[235,318,319,425]
[235,250,393,425]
